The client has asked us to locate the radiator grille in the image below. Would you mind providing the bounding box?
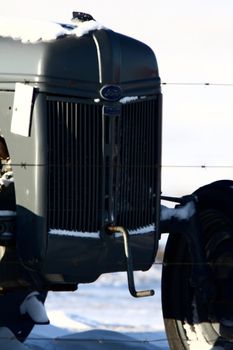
[47,97,159,232]
[116,100,157,228]
[47,100,102,231]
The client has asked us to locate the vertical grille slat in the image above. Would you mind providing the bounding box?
[61,101,65,228]
[47,97,159,233]
[144,101,150,224]
[83,105,87,229]
[69,103,75,230]
[94,105,99,230]
[128,104,133,228]
[79,105,85,230]
[65,102,70,228]
[74,103,79,230]
[148,101,152,223]
[137,101,142,226]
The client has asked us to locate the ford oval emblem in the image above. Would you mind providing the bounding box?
[100,85,122,101]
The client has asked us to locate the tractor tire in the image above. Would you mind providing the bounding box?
[162,180,233,349]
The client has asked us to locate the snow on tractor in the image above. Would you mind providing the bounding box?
[0,12,232,349]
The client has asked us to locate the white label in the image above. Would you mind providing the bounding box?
[11,83,34,137]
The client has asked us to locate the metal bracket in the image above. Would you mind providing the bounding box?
[108,225,154,298]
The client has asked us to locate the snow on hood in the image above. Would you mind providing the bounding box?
[0,18,106,43]
[72,20,106,38]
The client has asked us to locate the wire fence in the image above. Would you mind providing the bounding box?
[25,336,168,343]
[4,162,233,169]
[162,81,233,86]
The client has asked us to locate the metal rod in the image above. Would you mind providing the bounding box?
[108,225,154,298]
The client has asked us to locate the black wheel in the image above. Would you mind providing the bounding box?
[162,181,233,349]
[0,290,47,342]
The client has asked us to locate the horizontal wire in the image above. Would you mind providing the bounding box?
[162,164,233,168]
[4,163,233,169]
[2,79,233,87]
[1,335,219,345]
[0,336,169,344]
[162,81,233,86]
[26,336,168,343]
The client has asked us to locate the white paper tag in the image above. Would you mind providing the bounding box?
[11,83,34,137]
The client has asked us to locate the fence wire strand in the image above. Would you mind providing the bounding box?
[25,336,168,343]
[6,162,233,169]
[162,81,233,86]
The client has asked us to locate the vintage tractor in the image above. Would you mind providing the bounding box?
[0,12,233,349]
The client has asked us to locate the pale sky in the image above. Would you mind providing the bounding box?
[1,0,233,195]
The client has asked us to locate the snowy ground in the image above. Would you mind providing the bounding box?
[26,263,168,350]
[2,261,168,350]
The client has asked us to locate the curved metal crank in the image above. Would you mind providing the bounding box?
[108,225,154,298]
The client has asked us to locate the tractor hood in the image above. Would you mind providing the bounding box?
[0,18,160,97]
